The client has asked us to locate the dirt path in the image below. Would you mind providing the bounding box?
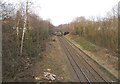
[32,36,72,82]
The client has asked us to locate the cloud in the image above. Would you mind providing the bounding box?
[4,0,119,26]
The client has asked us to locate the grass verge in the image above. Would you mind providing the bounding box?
[68,35,100,52]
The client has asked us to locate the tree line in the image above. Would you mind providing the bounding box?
[61,5,118,53]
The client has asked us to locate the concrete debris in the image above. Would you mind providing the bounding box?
[35,77,40,80]
[61,77,63,80]
[43,72,56,81]
[47,68,51,71]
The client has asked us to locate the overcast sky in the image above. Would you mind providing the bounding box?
[4,0,120,26]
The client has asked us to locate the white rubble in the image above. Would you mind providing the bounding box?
[43,72,56,81]
[47,68,51,71]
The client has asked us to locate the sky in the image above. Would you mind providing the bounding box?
[3,0,120,26]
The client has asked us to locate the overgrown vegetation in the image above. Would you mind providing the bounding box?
[60,4,118,54]
[1,1,54,81]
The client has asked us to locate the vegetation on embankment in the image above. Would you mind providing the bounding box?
[68,35,100,52]
[59,4,118,55]
[1,1,54,82]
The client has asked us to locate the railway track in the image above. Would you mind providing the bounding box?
[58,36,117,83]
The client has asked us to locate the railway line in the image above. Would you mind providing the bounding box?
[58,36,117,83]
